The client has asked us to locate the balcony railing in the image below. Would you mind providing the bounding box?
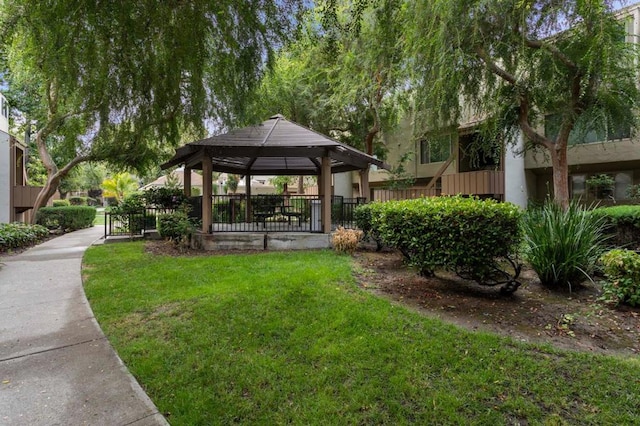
[12,185,44,209]
[441,170,504,197]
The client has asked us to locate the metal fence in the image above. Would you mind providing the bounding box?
[211,194,319,232]
[104,208,174,238]
[210,194,366,232]
[105,196,367,237]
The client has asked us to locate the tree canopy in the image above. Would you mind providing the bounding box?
[0,0,304,219]
[247,2,407,159]
[405,0,640,206]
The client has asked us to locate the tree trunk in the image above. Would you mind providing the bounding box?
[29,130,90,223]
[30,129,60,223]
[30,176,62,223]
[297,175,304,194]
[550,145,570,209]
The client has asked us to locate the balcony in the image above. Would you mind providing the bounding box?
[441,170,504,197]
[13,185,44,209]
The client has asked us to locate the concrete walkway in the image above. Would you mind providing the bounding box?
[0,226,168,425]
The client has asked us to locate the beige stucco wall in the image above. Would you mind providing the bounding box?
[369,116,458,186]
[525,138,640,170]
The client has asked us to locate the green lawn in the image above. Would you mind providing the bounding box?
[93,208,105,226]
[83,243,640,425]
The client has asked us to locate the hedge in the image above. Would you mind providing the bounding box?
[0,223,49,252]
[590,205,640,248]
[361,196,523,292]
[52,199,70,207]
[69,196,98,206]
[36,206,97,231]
[354,203,383,251]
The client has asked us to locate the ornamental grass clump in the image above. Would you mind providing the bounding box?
[331,226,363,255]
[522,200,608,290]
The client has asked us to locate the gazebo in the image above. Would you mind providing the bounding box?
[161,115,387,249]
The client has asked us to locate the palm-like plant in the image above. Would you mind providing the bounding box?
[101,173,139,204]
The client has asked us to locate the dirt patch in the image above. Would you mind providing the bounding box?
[353,248,640,356]
[144,240,640,357]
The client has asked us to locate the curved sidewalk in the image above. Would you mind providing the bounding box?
[0,226,168,425]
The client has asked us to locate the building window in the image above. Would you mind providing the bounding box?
[545,114,631,144]
[615,171,633,200]
[571,174,586,198]
[0,97,6,118]
[420,134,452,164]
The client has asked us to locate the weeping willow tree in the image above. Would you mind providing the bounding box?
[249,1,407,157]
[405,0,640,208]
[0,1,304,222]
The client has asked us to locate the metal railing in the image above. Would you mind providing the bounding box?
[105,196,368,236]
[211,194,318,232]
[210,194,366,232]
[104,207,175,238]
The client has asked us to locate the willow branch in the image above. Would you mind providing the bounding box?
[518,92,554,151]
[524,38,578,71]
[475,45,518,85]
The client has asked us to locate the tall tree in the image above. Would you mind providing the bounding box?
[0,1,304,221]
[321,0,406,157]
[249,1,407,159]
[405,0,640,208]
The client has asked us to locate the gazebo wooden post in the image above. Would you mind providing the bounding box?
[202,155,213,233]
[245,174,252,223]
[184,167,192,197]
[321,156,332,233]
[359,167,370,201]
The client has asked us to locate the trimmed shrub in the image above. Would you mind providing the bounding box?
[158,211,195,246]
[368,196,522,289]
[69,196,86,206]
[0,223,49,252]
[331,227,362,255]
[354,203,383,251]
[590,205,640,248]
[52,199,70,207]
[599,249,640,307]
[36,206,97,231]
[522,201,608,289]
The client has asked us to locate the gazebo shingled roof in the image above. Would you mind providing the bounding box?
[160,114,388,175]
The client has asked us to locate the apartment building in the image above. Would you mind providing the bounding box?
[362,3,640,208]
[0,92,45,223]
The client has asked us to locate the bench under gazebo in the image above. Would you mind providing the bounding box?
[160,115,387,250]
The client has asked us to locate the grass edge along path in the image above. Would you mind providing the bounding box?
[82,243,640,425]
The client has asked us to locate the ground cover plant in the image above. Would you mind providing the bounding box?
[0,222,49,252]
[83,243,640,425]
[600,249,640,307]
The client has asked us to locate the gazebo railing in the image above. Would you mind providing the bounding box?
[104,196,367,236]
[208,194,366,232]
